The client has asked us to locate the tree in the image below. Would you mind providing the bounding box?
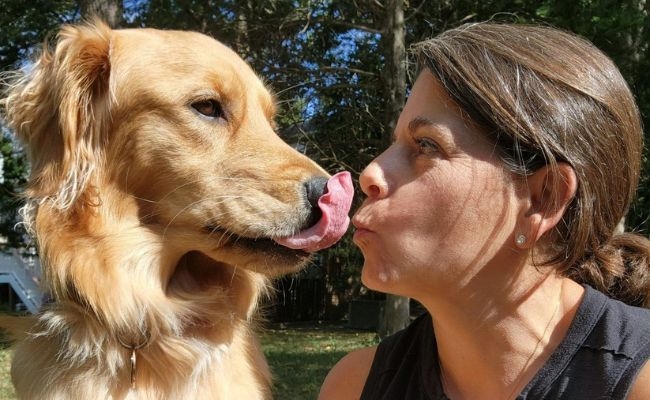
[376,0,410,338]
[79,0,123,27]
[0,130,28,248]
[0,0,76,71]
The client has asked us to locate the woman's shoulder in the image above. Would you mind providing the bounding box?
[318,345,378,400]
[581,285,650,351]
[542,285,650,399]
[627,362,650,400]
[319,313,435,400]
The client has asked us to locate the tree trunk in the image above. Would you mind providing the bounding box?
[377,0,410,339]
[234,0,252,58]
[378,294,410,338]
[380,0,407,148]
[79,0,123,28]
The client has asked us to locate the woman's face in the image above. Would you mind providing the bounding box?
[353,72,525,299]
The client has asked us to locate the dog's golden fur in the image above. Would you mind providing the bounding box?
[2,20,329,399]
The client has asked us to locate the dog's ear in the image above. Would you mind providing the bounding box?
[4,20,112,210]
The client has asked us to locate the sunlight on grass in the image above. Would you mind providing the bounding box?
[260,324,378,400]
[0,349,15,400]
[0,326,16,400]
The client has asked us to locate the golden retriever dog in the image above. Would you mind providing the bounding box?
[1,20,353,399]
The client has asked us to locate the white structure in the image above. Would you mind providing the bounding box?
[0,249,43,313]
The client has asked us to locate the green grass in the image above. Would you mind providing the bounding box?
[0,322,377,400]
[0,328,15,400]
[260,323,378,399]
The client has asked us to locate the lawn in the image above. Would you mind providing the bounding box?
[260,323,378,399]
[0,316,377,400]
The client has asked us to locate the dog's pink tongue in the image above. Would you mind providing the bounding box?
[275,171,353,252]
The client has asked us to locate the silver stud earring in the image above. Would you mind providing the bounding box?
[515,234,527,246]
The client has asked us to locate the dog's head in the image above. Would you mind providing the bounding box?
[3,21,352,317]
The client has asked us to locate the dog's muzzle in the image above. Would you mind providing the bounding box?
[274,171,354,252]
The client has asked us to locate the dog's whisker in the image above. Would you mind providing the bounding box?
[130,195,158,204]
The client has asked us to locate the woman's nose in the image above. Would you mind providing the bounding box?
[359,160,389,199]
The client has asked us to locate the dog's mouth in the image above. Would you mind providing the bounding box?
[272,171,354,252]
[203,171,354,262]
[203,226,311,263]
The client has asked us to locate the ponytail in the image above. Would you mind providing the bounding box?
[566,233,650,308]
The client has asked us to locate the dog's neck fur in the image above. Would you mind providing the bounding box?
[12,194,272,399]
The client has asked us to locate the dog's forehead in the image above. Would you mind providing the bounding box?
[110,28,275,110]
[113,28,247,72]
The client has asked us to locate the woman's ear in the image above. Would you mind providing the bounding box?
[520,163,578,245]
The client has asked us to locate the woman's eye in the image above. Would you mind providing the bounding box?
[192,99,225,120]
[416,137,440,155]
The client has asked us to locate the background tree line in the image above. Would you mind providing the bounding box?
[1,0,648,336]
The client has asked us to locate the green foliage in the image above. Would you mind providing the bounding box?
[0,133,27,248]
[0,0,77,71]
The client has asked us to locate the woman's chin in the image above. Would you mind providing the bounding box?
[361,262,399,292]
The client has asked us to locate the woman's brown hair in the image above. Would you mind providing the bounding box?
[413,22,650,307]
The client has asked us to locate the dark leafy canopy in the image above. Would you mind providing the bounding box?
[0,130,28,248]
[0,0,648,316]
[0,0,77,71]
[0,1,79,248]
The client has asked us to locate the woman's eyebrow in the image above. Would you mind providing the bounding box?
[408,116,436,133]
[392,116,437,142]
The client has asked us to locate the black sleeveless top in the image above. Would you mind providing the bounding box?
[360,285,650,400]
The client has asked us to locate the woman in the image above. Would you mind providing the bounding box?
[319,23,650,399]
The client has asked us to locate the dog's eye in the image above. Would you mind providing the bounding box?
[192,99,225,120]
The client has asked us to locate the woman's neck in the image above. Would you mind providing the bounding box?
[421,274,584,400]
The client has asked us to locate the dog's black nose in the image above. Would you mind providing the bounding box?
[305,176,328,207]
[303,176,328,228]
